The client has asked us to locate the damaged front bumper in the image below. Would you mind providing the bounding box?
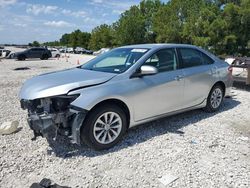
[21,96,87,145]
[27,109,86,145]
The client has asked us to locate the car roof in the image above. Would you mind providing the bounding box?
[30,47,46,50]
[119,43,198,50]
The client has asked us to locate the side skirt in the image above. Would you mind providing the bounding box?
[129,99,207,128]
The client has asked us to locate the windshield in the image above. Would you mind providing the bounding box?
[81,48,149,73]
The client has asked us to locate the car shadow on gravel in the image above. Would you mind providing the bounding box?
[15,58,55,62]
[46,97,240,158]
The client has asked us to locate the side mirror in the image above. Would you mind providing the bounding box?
[131,65,158,78]
[140,65,158,75]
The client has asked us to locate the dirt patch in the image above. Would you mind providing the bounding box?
[230,119,250,138]
[40,66,52,69]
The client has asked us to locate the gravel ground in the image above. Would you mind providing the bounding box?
[0,56,249,188]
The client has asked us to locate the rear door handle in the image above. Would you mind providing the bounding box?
[175,75,183,81]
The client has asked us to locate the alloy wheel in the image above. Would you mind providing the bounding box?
[93,112,122,144]
[210,88,223,109]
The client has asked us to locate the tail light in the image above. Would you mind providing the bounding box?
[228,66,233,79]
[228,66,233,74]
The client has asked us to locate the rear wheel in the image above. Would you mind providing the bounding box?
[41,54,48,60]
[204,85,224,112]
[17,55,26,61]
[81,104,127,150]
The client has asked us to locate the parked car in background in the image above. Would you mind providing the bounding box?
[0,49,11,57]
[59,48,66,53]
[93,48,110,56]
[225,57,235,65]
[19,44,232,150]
[14,47,52,60]
[74,47,85,54]
[66,47,74,53]
[75,47,93,55]
[84,49,93,55]
[6,52,15,59]
[225,57,249,80]
[48,48,61,58]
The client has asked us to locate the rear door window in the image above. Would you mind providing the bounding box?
[179,48,203,68]
[200,52,214,64]
[178,48,214,68]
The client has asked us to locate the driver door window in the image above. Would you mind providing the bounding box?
[144,49,177,72]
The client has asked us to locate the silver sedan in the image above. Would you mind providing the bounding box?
[19,44,232,150]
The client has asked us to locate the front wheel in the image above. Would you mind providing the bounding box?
[81,104,127,150]
[204,85,224,112]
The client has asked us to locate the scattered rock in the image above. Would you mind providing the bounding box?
[158,173,178,186]
[238,136,249,141]
[0,121,19,135]
[30,178,71,188]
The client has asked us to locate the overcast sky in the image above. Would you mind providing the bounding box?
[0,0,163,44]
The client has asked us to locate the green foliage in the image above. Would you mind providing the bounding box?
[43,30,91,48]
[113,0,162,45]
[29,41,40,47]
[89,24,114,50]
[60,33,70,45]
[60,30,91,48]
[43,40,60,47]
[153,0,250,55]
[41,0,249,56]
[114,6,146,45]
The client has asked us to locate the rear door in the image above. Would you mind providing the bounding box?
[177,48,216,108]
[36,48,45,58]
[27,48,40,58]
[131,48,185,121]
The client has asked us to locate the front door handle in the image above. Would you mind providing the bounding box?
[175,75,183,81]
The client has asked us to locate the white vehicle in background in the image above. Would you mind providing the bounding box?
[59,48,67,53]
[225,57,247,79]
[0,49,11,57]
[66,47,74,53]
[93,48,110,56]
[48,48,61,58]
[224,57,235,65]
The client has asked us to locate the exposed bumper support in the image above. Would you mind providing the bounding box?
[27,107,87,145]
[69,110,86,144]
[28,113,55,139]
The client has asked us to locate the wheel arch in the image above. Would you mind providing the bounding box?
[87,98,131,128]
[211,81,226,96]
[18,54,26,59]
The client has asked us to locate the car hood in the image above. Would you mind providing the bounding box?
[19,68,116,100]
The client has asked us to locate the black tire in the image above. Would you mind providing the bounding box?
[55,54,60,58]
[41,54,48,60]
[204,84,224,112]
[81,104,127,150]
[18,55,26,61]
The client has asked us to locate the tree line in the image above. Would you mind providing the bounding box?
[39,0,249,56]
